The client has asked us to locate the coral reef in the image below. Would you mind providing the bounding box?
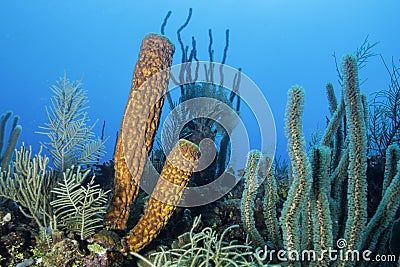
[237,55,400,267]
[1,10,399,267]
[0,145,109,237]
[0,145,113,265]
[361,145,400,255]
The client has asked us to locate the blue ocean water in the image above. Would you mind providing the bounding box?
[1,1,398,162]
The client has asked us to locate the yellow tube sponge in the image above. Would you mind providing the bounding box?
[125,139,200,252]
[105,33,175,230]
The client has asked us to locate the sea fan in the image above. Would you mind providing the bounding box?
[37,74,107,172]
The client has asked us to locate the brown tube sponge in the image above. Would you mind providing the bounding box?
[126,139,200,252]
[105,33,175,230]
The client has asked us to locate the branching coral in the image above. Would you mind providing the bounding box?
[37,75,107,172]
[0,145,110,243]
[0,144,56,230]
[369,57,400,157]
[51,166,110,241]
[131,216,261,267]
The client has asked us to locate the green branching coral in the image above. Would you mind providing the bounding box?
[51,166,109,240]
[132,216,262,267]
[37,75,107,172]
[0,144,109,243]
[0,145,56,230]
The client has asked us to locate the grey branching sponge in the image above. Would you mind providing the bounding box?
[309,146,332,266]
[1,145,109,241]
[262,155,283,251]
[342,55,368,256]
[280,85,312,261]
[37,75,107,172]
[0,145,56,230]
[240,150,265,249]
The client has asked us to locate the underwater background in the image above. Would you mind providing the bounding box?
[0,1,400,266]
[0,0,398,159]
